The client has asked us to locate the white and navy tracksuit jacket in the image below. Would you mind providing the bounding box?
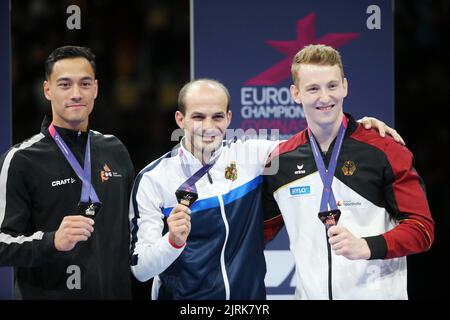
[130,138,277,299]
[263,114,434,300]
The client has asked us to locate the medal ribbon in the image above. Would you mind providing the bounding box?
[49,124,100,205]
[178,158,216,193]
[308,116,347,212]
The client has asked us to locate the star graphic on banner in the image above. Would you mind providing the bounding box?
[244,13,360,86]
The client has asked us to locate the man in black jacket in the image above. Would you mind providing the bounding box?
[0,46,134,299]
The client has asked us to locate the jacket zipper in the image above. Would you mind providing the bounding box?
[217,194,230,300]
[207,171,213,184]
[326,230,333,300]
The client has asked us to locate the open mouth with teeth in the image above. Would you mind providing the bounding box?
[201,136,217,142]
[195,134,220,143]
[316,104,335,111]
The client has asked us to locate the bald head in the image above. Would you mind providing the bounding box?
[178,78,231,114]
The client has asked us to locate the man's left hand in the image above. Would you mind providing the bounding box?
[328,226,371,260]
[359,117,405,145]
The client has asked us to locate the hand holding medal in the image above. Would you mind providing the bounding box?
[49,124,102,220]
[54,215,95,251]
[166,189,195,249]
[170,151,217,247]
[49,124,102,251]
[167,188,197,248]
[175,189,198,208]
[327,225,371,260]
[318,209,341,230]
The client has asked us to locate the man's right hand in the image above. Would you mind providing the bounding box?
[167,204,191,247]
[54,215,95,251]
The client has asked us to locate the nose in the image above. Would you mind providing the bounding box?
[71,84,82,101]
[202,117,214,130]
[318,89,331,104]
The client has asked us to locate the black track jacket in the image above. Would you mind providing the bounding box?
[0,116,134,299]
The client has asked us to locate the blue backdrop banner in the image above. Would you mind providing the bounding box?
[192,0,393,299]
[0,0,13,300]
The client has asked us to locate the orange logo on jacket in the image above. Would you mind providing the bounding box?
[100,164,113,182]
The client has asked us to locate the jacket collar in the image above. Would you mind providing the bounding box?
[178,137,223,173]
[41,114,89,139]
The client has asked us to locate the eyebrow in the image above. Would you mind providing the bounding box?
[56,76,94,82]
[305,80,339,87]
[191,111,226,116]
[190,112,205,116]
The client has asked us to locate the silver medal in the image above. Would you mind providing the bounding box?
[85,204,95,216]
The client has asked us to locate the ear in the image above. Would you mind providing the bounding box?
[175,111,185,129]
[343,78,348,98]
[43,81,51,101]
[94,79,98,99]
[226,110,232,126]
[290,84,302,104]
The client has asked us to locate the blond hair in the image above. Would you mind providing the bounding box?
[291,44,345,86]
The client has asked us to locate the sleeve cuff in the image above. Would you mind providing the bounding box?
[42,232,57,251]
[363,235,387,260]
[165,234,186,250]
[38,231,60,260]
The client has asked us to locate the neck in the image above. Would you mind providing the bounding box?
[309,116,344,152]
[182,138,212,165]
[52,118,88,132]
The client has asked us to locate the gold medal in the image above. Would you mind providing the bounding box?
[225,161,238,181]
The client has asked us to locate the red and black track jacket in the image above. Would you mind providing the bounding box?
[262,114,433,299]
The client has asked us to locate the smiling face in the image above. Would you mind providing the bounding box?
[43,57,98,131]
[175,81,232,163]
[290,63,347,130]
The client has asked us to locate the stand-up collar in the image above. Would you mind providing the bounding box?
[178,137,223,173]
[41,114,89,139]
[41,114,89,153]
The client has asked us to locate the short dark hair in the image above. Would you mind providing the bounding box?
[178,78,230,114]
[45,46,96,80]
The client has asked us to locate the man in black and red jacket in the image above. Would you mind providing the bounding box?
[263,44,433,300]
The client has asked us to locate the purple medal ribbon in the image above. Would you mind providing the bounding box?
[308,116,347,212]
[49,124,100,204]
[178,158,215,193]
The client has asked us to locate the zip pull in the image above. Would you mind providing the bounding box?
[207,171,213,184]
